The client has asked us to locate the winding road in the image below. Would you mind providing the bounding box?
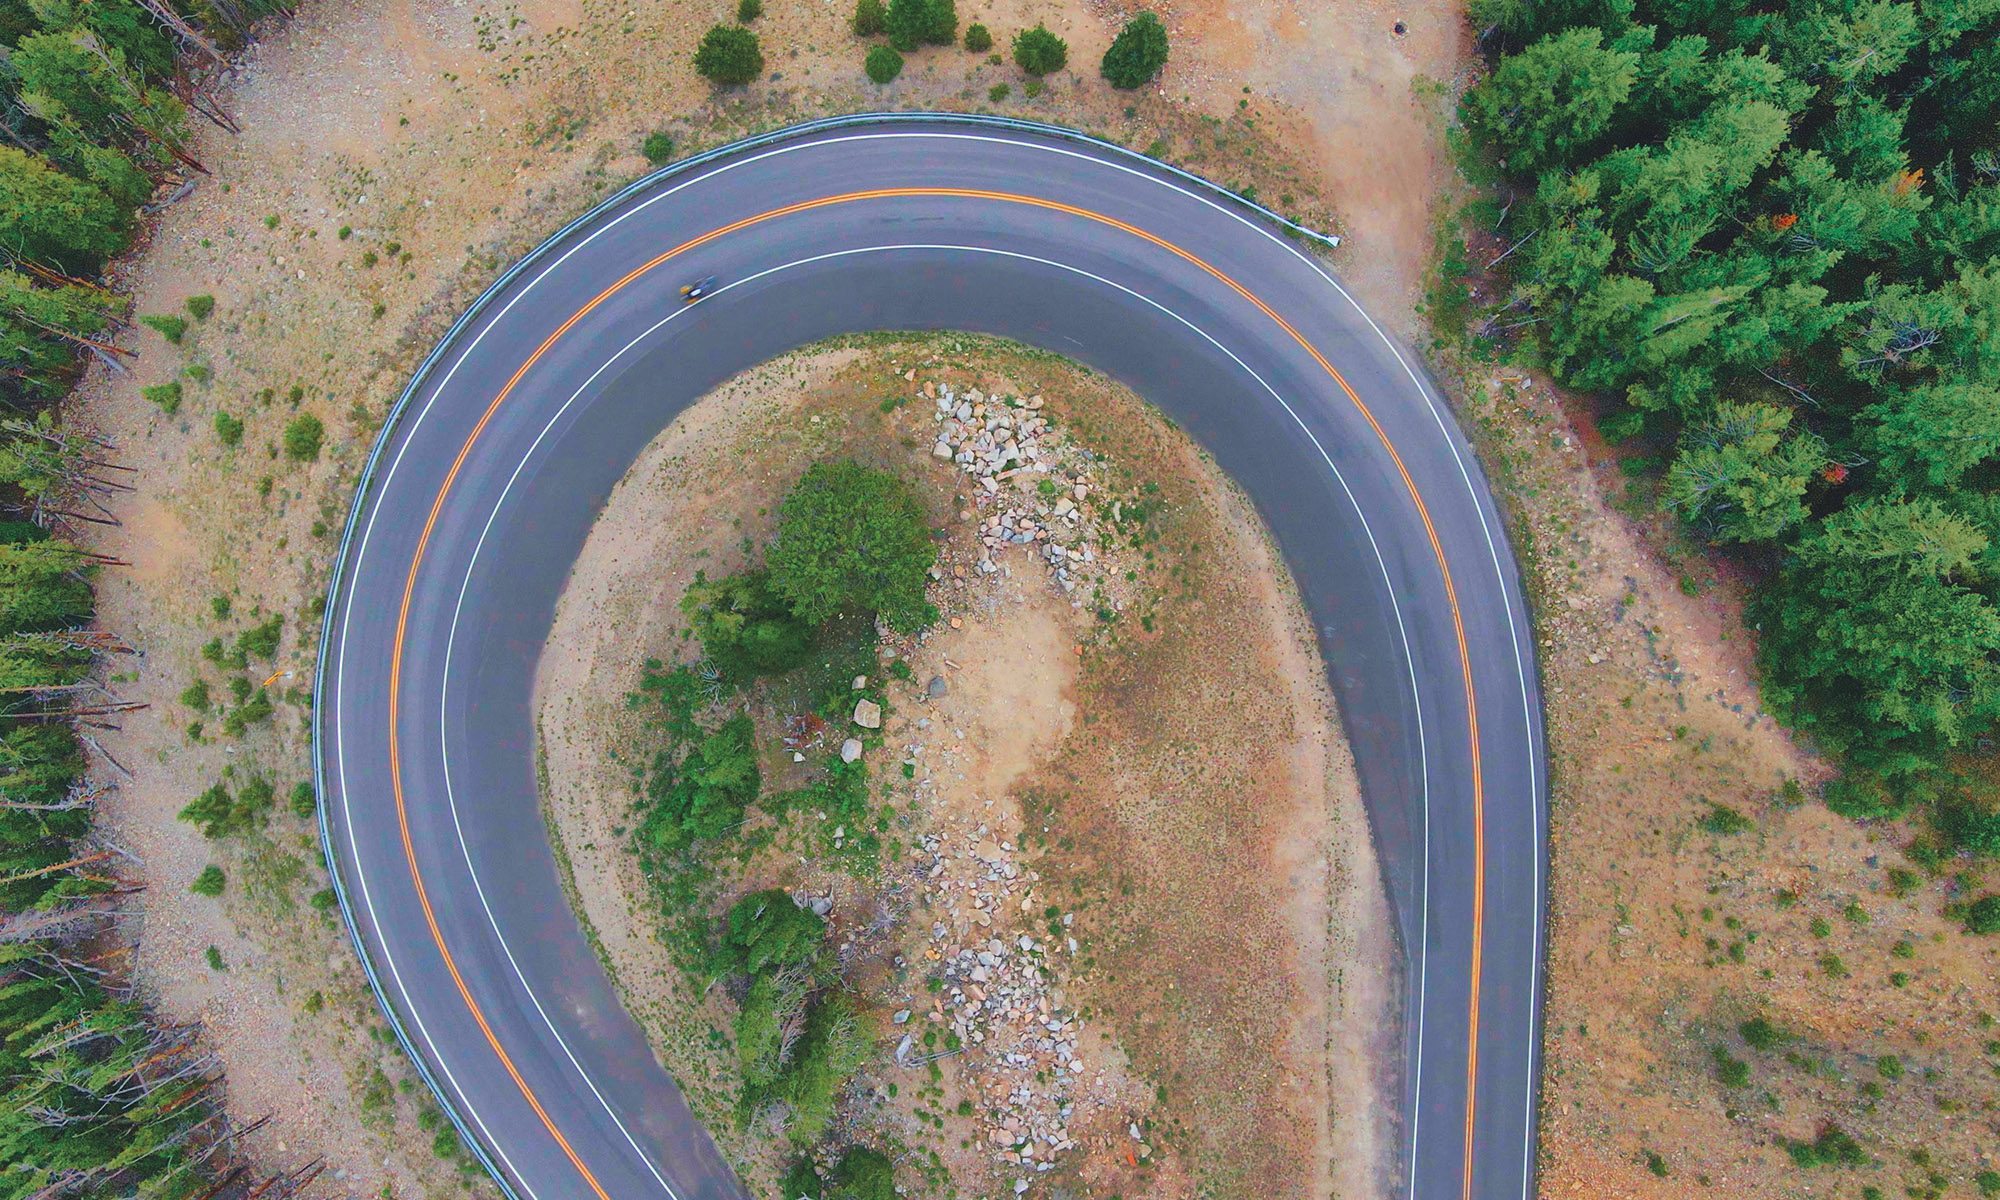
[314,116,1546,1200]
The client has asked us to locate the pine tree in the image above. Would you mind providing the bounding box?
[0,147,130,272]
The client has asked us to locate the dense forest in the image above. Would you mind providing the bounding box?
[1459,0,2000,826]
[1,0,311,1196]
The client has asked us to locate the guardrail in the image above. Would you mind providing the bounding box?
[308,111,1340,1199]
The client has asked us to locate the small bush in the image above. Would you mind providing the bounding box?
[183,363,210,384]
[190,865,226,896]
[769,460,938,631]
[1643,1150,1668,1178]
[865,44,903,82]
[310,887,338,910]
[851,0,885,35]
[963,22,990,51]
[1012,23,1067,75]
[432,1125,460,1158]
[1713,1045,1750,1087]
[338,225,352,239]
[205,945,225,970]
[681,570,813,680]
[143,382,183,413]
[221,690,274,736]
[714,889,825,976]
[1878,1053,1904,1079]
[185,294,215,320]
[988,82,1010,102]
[1824,772,1906,820]
[214,412,244,446]
[736,0,761,20]
[1100,10,1168,88]
[238,615,284,658]
[211,595,231,619]
[1699,802,1754,834]
[1739,1016,1789,1050]
[284,414,325,461]
[1786,1122,1866,1167]
[694,24,764,85]
[141,314,188,343]
[642,131,675,164]
[180,680,211,711]
[1966,894,2000,935]
[1974,1169,2000,1197]
[1022,77,1045,98]
[262,214,279,230]
[291,780,317,818]
[884,0,953,49]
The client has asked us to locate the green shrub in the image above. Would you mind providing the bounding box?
[640,713,761,856]
[1643,1150,1668,1178]
[141,314,187,343]
[214,412,244,446]
[143,382,182,413]
[642,131,675,165]
[715,889,825,976]
[1974,1168,2000,1197]
[864,44,903,82]
[988,82,1010,102]
[780,1160,825,1200]
[338,225,352,239]
[1823,772,1907,820]
[237,615,283,658]
[1966,894,2000,935]
[682,570,814,681]
[179,783,244,838]
[189,865,226,897]
[1100,10,1168,88]
[963,22,990,51]
[205,945,225,970]
[884,0,953,49]
[291,780,317,818]
[1022,77,1044,98]
[221,689,274,736]
[185,294,215,320]
[694,24,764,84]
[768,460,937,631]
[1712,1045,1749,1087]
[1939,797,2000,856]
[283,414,325,461]
[211,595,232,619]
[1012,23,1067,75]
[1878,1054,1904,1079]
[828,1147,896,1200]
[1699,802,1754,834]
[1739,1016,1789,1050]
[180,680,210,711]
[183,363,210,384]
[851,0,885,36]
[431,1125,460,1158]
[1785,1122,1866,1167]
[736,0,761,20]
[310,887,338,910]
[744,992,868,1142]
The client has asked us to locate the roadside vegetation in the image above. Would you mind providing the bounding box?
[1440,0,2000,1187]
[628,460,931,1180]
[1456,0,2000,813]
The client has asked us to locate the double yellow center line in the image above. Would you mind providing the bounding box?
[382,187,1489,1200]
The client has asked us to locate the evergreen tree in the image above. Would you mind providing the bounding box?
[1100,10,1169,89]
[0,146,129,271]
[1463,28,1640,172]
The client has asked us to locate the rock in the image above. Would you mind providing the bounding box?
[853,699,882,729]
[1014,1182,1030,1195]
[792,752,805,763]
[933,441,954,459]
[840,738,863,763]
[893,1009,911,1024]
[895,1034,913,1063]
[809,895,832,916]
[926,675,948,699]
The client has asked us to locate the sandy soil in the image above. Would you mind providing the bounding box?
[534,336,1395,1198]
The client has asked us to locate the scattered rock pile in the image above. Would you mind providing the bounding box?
[900,827,1114,1180]
[926,383,1104,597]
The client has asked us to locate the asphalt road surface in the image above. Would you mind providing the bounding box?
[316,116,1547,1200]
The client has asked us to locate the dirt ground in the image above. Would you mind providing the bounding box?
[61,0,1462,1189]
[534,336,1396,1198]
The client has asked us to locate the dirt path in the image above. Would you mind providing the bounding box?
[534,337,1395,1198]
